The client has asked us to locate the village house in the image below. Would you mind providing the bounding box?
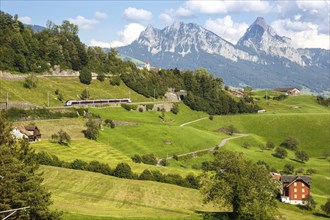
[12,125,41,142]
[231,90,244,98]
[280,175,311,205]
[274,88,300,95]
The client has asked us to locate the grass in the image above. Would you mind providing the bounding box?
[40,166,220,219]
[190,113,330,157]
[0,77,151,107]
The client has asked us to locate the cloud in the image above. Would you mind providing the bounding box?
[124,7,152,22]
[271,18,329,49]
[204,16,249,44]
[274,1,329,34]
[159,13,174,23]
[68,16,98,30]
[95,11,108,20]
[110,23,145,47]
[18,16,32,25]
[90,39,111,48]
[184,0,271,14]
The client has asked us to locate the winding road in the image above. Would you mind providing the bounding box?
[157,116,249,166]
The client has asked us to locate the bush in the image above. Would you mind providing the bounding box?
[266,140,275,150]
[173,154,179,161]
[185,174,200,189]
[88,160,111,175]
[159,158,168,166]
[306,168,317,175]
[131,154,142,163]
[109,75,121,86]
[321,198,330,215]
[141,154,157,165]
[121,104,131,111]
[222,125,238,135]
[97,73,105,82]
[274,147,288,159]
[273,94,288,101]
[131,104,138,111]
[24,74,38,89]
[283,163,295,174]
[113,163,133,179]
[242,142,250,149]
[71,159,89,170]
[139,169,154,181]
[85,118,100,140]
[281,136,299,151]
[104,119,115,128]
[146,104,154,111]
[138,107,143,112]
[171,103,179,114]
[209,115,214,120]
[79,67,92,85]
[295,150,309,163]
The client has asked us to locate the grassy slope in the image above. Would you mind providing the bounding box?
[40,166,219,219]
[41,166,328,220]
[191,113,329,157]
[0,77,150,106]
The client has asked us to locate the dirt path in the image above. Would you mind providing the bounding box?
[179,117,208,127]
[157,133,249,166]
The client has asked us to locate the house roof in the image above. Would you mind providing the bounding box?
[17,126,33,136]
[281,175,311,186]
[274,88,298,92]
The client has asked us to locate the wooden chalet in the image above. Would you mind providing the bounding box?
[13,125,41,142]
[280,175,311,205]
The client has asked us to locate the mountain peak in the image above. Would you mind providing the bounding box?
[253,17,268,30]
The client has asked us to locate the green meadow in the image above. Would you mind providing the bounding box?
[3,76,328,220]
[0,77,150,107]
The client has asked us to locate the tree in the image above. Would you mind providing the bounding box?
[283,163,295,174]
[266,140,275,150]
[295,150,309,163]
[96,72,105,82]
[303,195,316,210]
[201,151,278,220]
[0,112,61,219]
[80,89,89,100]
[281,136,299,151]
[84,118,100,140]
[113,163,133,179]
[321,198,330,215]
[58,129,71,145]
[24,74,38,89]
[79,67,92,84]
[171,103,179,114]
[274,147,288,159]
[139,169,154,181]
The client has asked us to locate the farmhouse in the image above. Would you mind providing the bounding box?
[274,88,300,95]
[280,175,311,205]
[12,125,41,142]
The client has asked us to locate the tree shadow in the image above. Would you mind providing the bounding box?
[313,212,330,218]
[290,158,304,164]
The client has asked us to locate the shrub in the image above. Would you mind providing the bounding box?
[109,75,121,86]
[24,74,38,89]
[283,163,295,174]
[223,125,238,135]
[185,174,200,189]
[256,160,270,171]
[281,136,299,151]
[80,89,90,100]
[85,118,100,140]
[139,169,154,181]
[58,129,71,145]
[97,73,105,82]
[138,107,143,112]
[131,154,142,163]
[274,147,288,159]
[295,150,309,163]
[113,163,133,179]
[266,140,275,150]
[242,142,250,149]
[159,158,168,166]
[259,144,267,151]
[173,154,179,161]
[131,104,138,111]
[321,198,330,215]
[146,104,154,111]
[171,103,179,114]
[71,159,89,170]
[209,115,214,120]
[306,168,317,175]
[273,94,288,101]
[295,168,304,174]
[141,154,157,165]
[79,67,92,84]
[121,104,131,111]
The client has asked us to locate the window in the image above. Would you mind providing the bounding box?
[302,195,305,199]
[302,188,305,193]
[294,182,297,186]
[294,188,297,192]
[294,194,297,199]
[302,183,305,186]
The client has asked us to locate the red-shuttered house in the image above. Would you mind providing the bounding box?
[281,175,311,205]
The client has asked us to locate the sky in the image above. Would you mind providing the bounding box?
[1,0,329,49]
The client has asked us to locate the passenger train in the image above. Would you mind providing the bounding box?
[65,98,132,106]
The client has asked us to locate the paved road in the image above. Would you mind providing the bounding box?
[157,133,249,166]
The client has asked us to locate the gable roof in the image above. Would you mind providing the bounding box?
[274,88,297,92]
[17,126,33,136]
[281,175,311,186]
